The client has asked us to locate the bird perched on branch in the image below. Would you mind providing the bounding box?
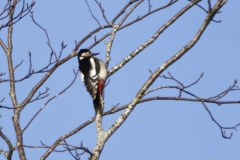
[78,49,108,115]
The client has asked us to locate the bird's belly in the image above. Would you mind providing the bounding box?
[99,66,108,80]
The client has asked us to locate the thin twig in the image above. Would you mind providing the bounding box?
[188,0,221,23]
[88,0,177,49]
[208,0,212,11]
[0,0,35,30]
[29,87,50,103]
[85,0,101,26]
[148,0,152,12]
[94,0,110,25]
[111,0,140,24]
[63,140,80,160]
[22,70,78,133]
[208,80,239,100]
[0,97,5,103]
[13,59,23,71]
[29,11,58,60]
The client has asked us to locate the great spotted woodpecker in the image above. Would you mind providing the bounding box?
[78,49,108,114]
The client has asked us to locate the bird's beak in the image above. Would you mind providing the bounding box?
[92,53,100,56]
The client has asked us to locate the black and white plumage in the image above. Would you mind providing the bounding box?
[78,49,108,114]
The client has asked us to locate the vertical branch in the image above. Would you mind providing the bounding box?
[105,0,143,68]
[5,0,26,159]
[7,0,18,106]
[91,97,106,160]
[105,24,119,68]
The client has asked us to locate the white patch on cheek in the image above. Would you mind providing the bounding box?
[79,56,84,60]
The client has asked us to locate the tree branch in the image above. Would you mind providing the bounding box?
[107,0,186,77]
[105,0,143,68]
[0,38,8,53]
[94,0,110,25]
[0,0,35,30]
[111,0,140,24]
[22,69,78,133]
[85,0,102,27]
[0,127,13,160]
[106,0,222,147]
[88,0,177,49]
[5,0,26,159]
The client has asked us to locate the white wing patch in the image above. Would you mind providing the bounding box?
[80,71,84,82]
[90,58,96,76]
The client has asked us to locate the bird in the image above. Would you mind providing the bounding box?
[78,49,108,115]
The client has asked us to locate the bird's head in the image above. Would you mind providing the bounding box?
[78,49,99,60]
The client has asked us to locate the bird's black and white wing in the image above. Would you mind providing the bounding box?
[80,57,101,100]
[83,75,99,99]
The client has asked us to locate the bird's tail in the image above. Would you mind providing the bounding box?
[93,94,104,115]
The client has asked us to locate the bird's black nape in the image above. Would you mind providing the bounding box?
[78,49,89,56]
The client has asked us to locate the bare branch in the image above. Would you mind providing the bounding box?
[85,0,102,27]
[176,86,240,139]
[0,0,12,18]
[148,0,152,12]
[22,69,78,133]
[29,12,58,61]
[111,0,140,24]
[159,72,204,97]
[104,96,240,116]
[0,0,36,30]
[41,116,96,159]
[29,87,50,103]
[23,144,68,152]
[188,0,221,23]
[1,51,55,83]
[13,59,23,71]
[6,1,26,158]
[0,38,8,53]
[28,51,33,74]
[105,0,143,68]
[105,24,119,68]
[118,0,143,27]
[94,0,110,25]
[108,0,194,77]
[208,80,239,100]
[0,128,13,160]
[42,1,209,159]
[106,0,223,147]
[63,140,80,160]
[22,141,92,159]
[88,0,177,49]
[20,22,113,109]
[40,91,240,160]
[0,104,18,109]
[0,72,6,77]
[144,85,178,96]
[0,97,5,103]
[185,72,204,88]
[208,0,212,11]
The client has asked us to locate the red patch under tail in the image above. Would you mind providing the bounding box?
[97,80,105,99]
